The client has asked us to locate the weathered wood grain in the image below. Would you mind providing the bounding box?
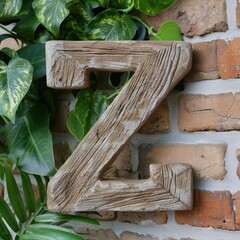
[46,41,193,213]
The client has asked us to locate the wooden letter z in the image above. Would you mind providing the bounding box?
[46,41,193,213]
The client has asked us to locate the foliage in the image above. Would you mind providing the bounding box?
[0,163,99,240]
[0,0,181,238]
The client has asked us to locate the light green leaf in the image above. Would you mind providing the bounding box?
[25,224,85,240]
[0,196,19,232]
[67,89,109,141]
[5,165,27,223]
[150,21,182,41]
[35,213,99,225]
[96,0,108,7]
[0,57,33,123]
[18,44,46,80]
[32,0,72,37]
[0,0,22,20]
[134,0,175,16]
[85,9,137,40]
[1,47,18,59]
[6,103,55,176]
[20,234,56,240]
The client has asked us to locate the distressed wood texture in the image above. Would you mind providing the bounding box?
[46,41,193,213]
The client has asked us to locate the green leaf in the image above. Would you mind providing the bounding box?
[0,196,19,232]
[5,165,27,223]
[6,103,55,176]
[0,34,12,43]
[67,89,109,141]
[25,224,85,240]
[96,0,108,7]
[33,175,46,203]
[150,21,182,41]
[85,9,137,40]
[35,213,99,225]
[32,0,72,37]
[0,165,3,180]
[20,171,37,213]
[20,234,56,240]
[0,0,22,20]
[1,47,18,59]
[108,0,133,9]
[18,44,46,80]
[134,0,175,16]
[0,217,12,240]
[66,1,94,28]
[0,57,33,123]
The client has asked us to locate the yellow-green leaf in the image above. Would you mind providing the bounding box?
[0,0,22,20]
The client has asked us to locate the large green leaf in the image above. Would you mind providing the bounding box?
[85,9,137,40]
[0,217,12,240]
[96,0,108,7]
[18,44,46,80]
[0,57,33,123]
[0,0,22,20]
[134,0,175,16]
[109,0,133,9]
[32,0,72,37]
[6,103,55,176]
[150,21,182,41]
[67,89,109,141]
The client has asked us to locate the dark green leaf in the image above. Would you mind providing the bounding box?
[25,224,85,240]
[42,90,55,119]
[134,0,175,16]
[32,0,72,37]
[150,21,182,41]
[20,171,36,213]
[87,0,100,9]
[5,165,26,222]
[0,0,22,20]
[0,165,3,180]
[66,1,94,28]
[18,43,46,80]
[96,0,108,7]
[0,196,19,232]
[0,34,12,43]
[34,30,54,43]
[1,47,18,59]
[6,104,55,176]
[33,175,46,203]
[0,57,33,123]
[0,217,12,240]
[67,89,109,140]
[108,0,133,9]
[85,9,137,40]
[35,213,99,225]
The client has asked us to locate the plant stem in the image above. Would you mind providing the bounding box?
[129,15,157,37]
[0,24,16,37]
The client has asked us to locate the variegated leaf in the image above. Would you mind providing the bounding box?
[32,0,72,37]
[0,58,33,123]
[109,0,133,9]
[85,9,137,40]
[0,0,22,20]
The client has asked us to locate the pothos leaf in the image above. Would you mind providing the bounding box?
[96,0,108,7]
[0,0,22,20]
[32,0,72,37]
[151,21,182,41]
[134,0,175,16]
[0,57,33,123]
[108,0,133,9]
[6,103,55,176]
[85,9,137,40]
[67,89,109,141]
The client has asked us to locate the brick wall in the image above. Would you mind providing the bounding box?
[1,0,240,239]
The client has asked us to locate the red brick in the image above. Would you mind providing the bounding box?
[138,100,170,133]
[53,142,71,168]
[118,211,167,225]
[120,232,158,240]
[0,183,3,197]
[78,211,116,221]
[175,190,235,230]
[232,191,240,230]
[184,41,219,81]
[141,0,228,37]
[237,0,240,28]
[217,38,240,79]
[139,144,226,180]
[178,93,240,131]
